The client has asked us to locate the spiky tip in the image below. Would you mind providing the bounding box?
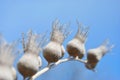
[0,35,17,66]
[22,30,47,55]
[51,19,71,44]
[99,39,114,54]
[75,21,89,43]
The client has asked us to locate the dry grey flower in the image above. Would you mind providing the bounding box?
[17,30,47,79]
[85,39,114,71]
[0,35,17,80]
[43,20,70,65]
[67,21,89,59]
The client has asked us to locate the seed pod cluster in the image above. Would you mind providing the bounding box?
[85,40,114,70]
[17,30,46,79]
[0,20,114,79]
[0,36,17,80]
[43,20,70,65]
[67,22,89,59]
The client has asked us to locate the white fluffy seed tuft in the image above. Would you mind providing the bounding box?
[75,21,89,43]
[99,39,114,55]
[50,20,71,44]
[22,30,47,55]
[0,36,17,66]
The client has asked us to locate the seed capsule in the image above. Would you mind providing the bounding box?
[43,20,70,65]
[67,22,89,59]
[17,30,46,79]
[85,40,114,70]
[0,36,17,80]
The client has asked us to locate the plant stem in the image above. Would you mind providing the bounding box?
[30,57,87,80]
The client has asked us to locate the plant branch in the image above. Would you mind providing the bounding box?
[30,57,87,80]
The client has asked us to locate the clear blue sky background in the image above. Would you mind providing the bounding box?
[0,0,120,80]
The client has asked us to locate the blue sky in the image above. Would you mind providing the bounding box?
[0,0,120,80]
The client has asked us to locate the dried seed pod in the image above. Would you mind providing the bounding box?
[17,30,46,79]
[67,22,89,59]
[85,40,114,70]
[43,20,70,65]
[0,36,17,80]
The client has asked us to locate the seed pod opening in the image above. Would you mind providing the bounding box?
[43,20,70,64]
[50,20,71,44]
[85,39,114,70]
[21,30,47,55]
[17,30,46,79]
[67,22,89,59]
[75,21,89,43]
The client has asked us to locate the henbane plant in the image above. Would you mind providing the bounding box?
[0,20,114,80]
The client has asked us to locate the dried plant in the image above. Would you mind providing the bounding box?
[50,20,71,44]
[0,35,17,80]
[43,20,71,65]
[17,30,47,79]
[67,21,89,59]
[24,21,114,80]
[85,39,114,71]
[22,30,47,55]
[0,20,114,80]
